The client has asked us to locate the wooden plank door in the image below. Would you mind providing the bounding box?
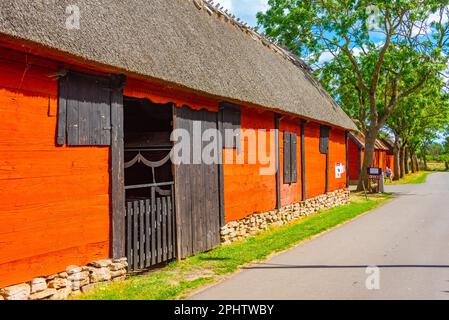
[173,106,221,259]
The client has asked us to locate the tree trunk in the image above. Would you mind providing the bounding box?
[404,148,410,175]
[400,146,406,178]
[423,154,428,170]
[414,156,420,172]
[410,151,416,173]
[445,161,449,171]
[393,139,400,181]
[356,129,377,191]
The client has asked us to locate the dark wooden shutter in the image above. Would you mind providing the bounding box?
[58,72,112,146]
[319,125,330,154]
[283,132,291,184]
[220,102,241,149]
[291,133,298,183]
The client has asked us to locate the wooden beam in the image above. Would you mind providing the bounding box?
[172,105,183,261]
[56,72,68,146]
[217,109,225,227]
[110,74,126,259]
[325,151,329,193]
[345,131,350,188]
[300,120,306,201]
[275,113,281,209]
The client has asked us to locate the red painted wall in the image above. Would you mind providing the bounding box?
[328,128,348,191]
[386,154,395,174]
[0,49,110,288]
[304,122,327,198]
[348,138,360,181]
[279,118,302,207]
[373,150,387,171]
[223,107,276,222]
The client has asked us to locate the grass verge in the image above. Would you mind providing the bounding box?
[389,171,431,185]
[78,192,392,300]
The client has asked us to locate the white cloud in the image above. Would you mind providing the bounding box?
[318,51,335,64]
[218,0,269,26]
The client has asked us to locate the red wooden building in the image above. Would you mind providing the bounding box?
[0,0,356,289]
[348,132,390,184]
[380,137,396,175]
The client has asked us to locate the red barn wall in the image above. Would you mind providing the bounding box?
[279,118,302,207]
[304,122,327,198]
[373,150,380,168]
[386,154,395,173]
[328,128,348,191]
[373,149,387,171]
[223,107,276,222]
[348,138,360,181]
[0,49,110,288]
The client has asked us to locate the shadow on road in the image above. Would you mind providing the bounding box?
[243,263,449,269]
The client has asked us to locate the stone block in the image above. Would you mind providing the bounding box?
[110,269,127,278]
[30,278,47,293]
[1,283,30,300]
[46,274,58,281]
[89,259,112,268]
[49,287,72,300]
[109,263,125,271]
[89,267,112,283]
[29,288,57,300]
[48,278,71,289]
[71,278,89,291]
[68,271,89,281]
[66,265,82,275]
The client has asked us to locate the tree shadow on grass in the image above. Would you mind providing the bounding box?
[197,256,232,261]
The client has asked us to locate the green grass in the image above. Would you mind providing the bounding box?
[389,171,432,185]
[78,192,391,300]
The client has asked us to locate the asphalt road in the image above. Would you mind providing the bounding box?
[191,172,449,300]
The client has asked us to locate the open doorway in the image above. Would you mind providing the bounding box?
[123,97,176,271]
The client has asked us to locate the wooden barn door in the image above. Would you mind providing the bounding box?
[173,106,221,259]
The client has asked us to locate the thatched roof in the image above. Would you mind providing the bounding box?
[350,132,389,151]
[380,137,395,151]
[0,0,356,130]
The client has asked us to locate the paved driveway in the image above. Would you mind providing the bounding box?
[191,172,449,300]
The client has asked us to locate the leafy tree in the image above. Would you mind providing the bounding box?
[258,0,449,190]
[386,72,449,176]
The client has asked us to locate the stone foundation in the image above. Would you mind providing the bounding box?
[0,258,128,300]
[221,189,350,244]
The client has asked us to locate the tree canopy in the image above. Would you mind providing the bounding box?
[258,0,449,184]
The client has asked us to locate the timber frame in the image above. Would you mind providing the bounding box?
[345,131,350,188]
[300,120,307,201]
[110,75,127,259]
[275,113,281,209]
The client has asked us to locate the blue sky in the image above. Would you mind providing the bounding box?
[219,0,268,26]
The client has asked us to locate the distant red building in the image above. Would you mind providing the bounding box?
[348,132,390,184]
[380,138,396,175]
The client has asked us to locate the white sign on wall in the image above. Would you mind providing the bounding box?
[335,162,345,179]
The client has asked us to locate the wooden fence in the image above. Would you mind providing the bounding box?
[125,184,176,271]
